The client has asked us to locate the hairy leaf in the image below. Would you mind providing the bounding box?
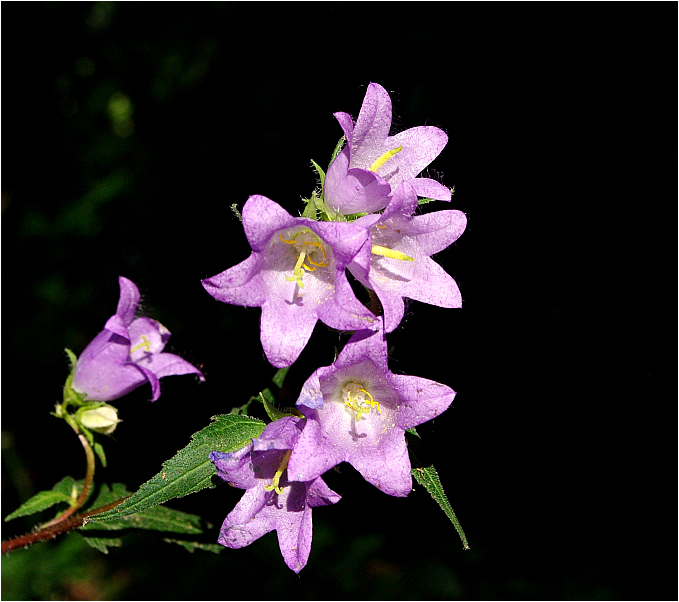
[88,415,266,522]
[4,476,78,522]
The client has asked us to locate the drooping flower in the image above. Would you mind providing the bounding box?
[71,276,204,402]
[287,325,455,497]
[210,416,341,573]
[348,181,467,332]
[201,195,377,368]
[324,82,451,215]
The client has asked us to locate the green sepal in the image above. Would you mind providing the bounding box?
[302,190,321,220]
[86,414,266,522]
[407,428,469,550]
[230,203,242,222]
[260,392,287,422]
[271,367,289,388]
[94,441,107,467]
[164,539,223,554]
[3,476,79,522]
[62,348,87,407]
[310,159,326,190]
[329,135,345,168]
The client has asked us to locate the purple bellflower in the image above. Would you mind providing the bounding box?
[201,195,377,368]
[287,325,455,497]
[71,276,204,402]
[210,417,341,573]
[324,82,451,215]
[348,181,467,332]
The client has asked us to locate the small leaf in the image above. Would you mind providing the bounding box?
[94,441,107,467]
[4,491,71,522]
[82,535,122,553]
[87,415,266,522]
[407,429,469,550]
[164,539,223,554]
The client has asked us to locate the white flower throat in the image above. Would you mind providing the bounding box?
[342,382,381,421]
[279,228,329,289]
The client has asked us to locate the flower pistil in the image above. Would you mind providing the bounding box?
[279,229,330,289]
[342,382,381,421]
[264,449,292,495]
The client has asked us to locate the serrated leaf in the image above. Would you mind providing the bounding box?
[407,428,469,550]
[82,535,122,553]
[88,415,266,522]
[4,476,78,522]
[164,539,223,554]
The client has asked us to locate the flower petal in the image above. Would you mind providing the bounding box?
[387,126,448,186]
[388,373,456,429]
[412,177,452,201]
[243,195,299,252]
[202,253,267,307]
[219,486,273,548]
[350,82,393,170]
[350,434,412,497]
[210,445,257,489]
[260,299,319,368]
[115,276,140,326]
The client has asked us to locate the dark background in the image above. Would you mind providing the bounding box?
[2,3,675,600]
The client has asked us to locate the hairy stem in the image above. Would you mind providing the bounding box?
[1,497,128,554]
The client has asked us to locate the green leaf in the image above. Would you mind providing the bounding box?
[4,477,78,522]
[407,429,469,550]
[87,415,266,522]
[164,539,223,554]
[82,535,123,554]
[271,367,289,389]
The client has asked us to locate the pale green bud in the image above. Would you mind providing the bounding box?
[77,405,121,435]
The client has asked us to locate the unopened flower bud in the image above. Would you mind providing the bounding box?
[77,405,121,435]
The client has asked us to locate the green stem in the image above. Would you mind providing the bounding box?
[40,414,96,529]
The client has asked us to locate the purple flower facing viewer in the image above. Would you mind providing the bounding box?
[202,195,377,368]
[71,276,204,402]
[210,417,341,573]
[324,82,451,215]
[349,181,467,332]
[287,325,455,497]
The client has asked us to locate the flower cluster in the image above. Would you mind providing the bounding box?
[206,83,466,571]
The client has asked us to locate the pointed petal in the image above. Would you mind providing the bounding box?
[386,126,448,186]
[115,277,140,326]
[103,314,131,339]
[350,433,412,497]
[219,486,273,548]
[275,482,312,573]
[260,300,318,368]
[307,477,341,507]
[317,272,376,332]
[394,256,462,309]
[351,82,393,170]
[333,111,354,143]
[412,177,452,201]
[287,415,343,482]
[242,195,298,252]
[132,361,161,401]
[389,373,456,429]
[405,209,467,256]
[202,253,267,307]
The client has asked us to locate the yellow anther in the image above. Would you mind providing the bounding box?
[304,241,329,267]
[359,388,381,413]
[376,224,387,229]
[279,234,297,244]
[344,385,380,421]
[369,145,403,172]
[371,245,414,262]
[130,335,151,354]
[264,450,292,495]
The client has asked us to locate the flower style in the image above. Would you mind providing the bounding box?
[71,276,204,402]
[210,416,341,573]
[324,82,451,215]
[287,325,455,497]
[348,181,466,333]
[201,195,377,368]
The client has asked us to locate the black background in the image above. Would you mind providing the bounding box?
[2,3,675,600]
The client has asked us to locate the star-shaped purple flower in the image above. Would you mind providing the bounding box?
[348,181,466,333]
[201,195,377,368]
[287,325,455,497]
[210,416,341,573]
[324,82,451,215]
[71,276,204,402]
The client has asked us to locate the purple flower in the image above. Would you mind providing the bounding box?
[210,417,341,573]
[71,276,204,402]
[324,82,451,215]
[348,181,467,332]
[287,325,455,497]
[201,195,377,368]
